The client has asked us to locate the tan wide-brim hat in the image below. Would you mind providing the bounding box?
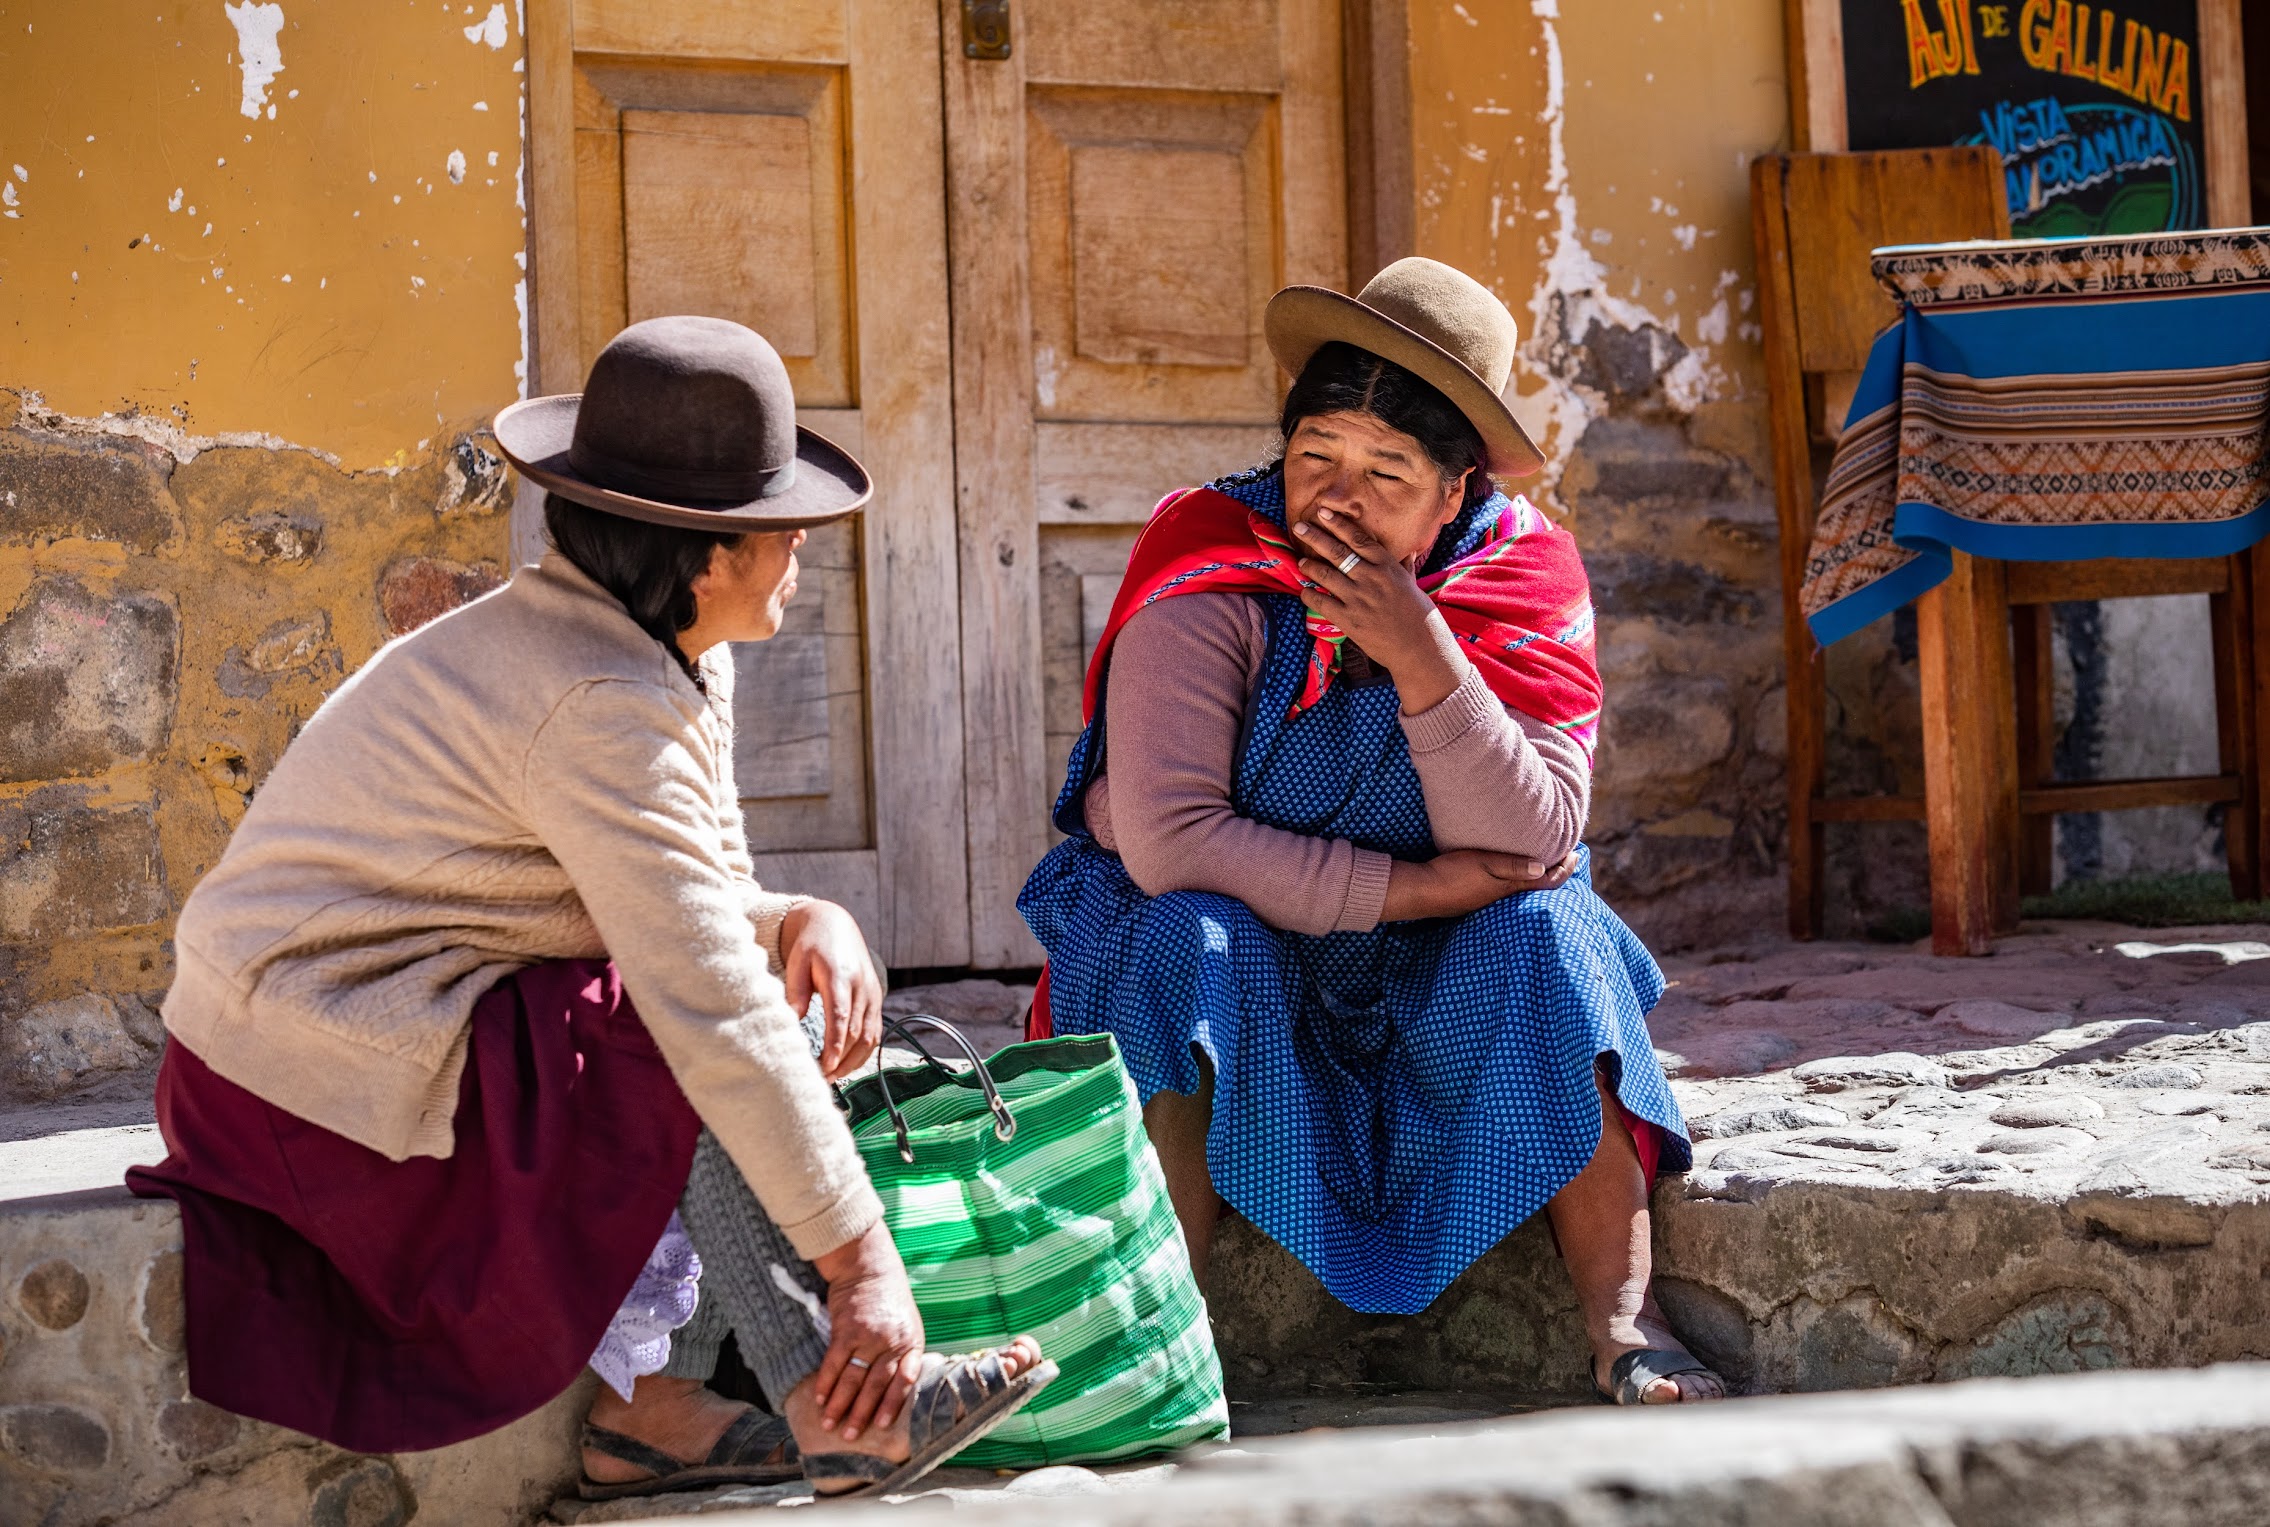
[1264,257,1544,478]
[494,314,871,532]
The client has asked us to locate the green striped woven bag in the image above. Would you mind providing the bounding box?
[834,1017,1228,1467]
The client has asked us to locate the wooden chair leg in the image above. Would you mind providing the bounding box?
[2209,558,2253,897]
[2235,546,2270,900]
[1788,643,1828,939]
[1918,554,2017,954]
[2012,604,2057,898]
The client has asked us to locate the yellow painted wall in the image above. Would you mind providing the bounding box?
[0,0,526,467]
[1403,3,1928,943]
[0,3,526,1087]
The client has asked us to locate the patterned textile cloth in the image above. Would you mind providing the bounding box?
[1804,227,2270,645]
[1080,482,1604,756]
[1017,467,1689,1316]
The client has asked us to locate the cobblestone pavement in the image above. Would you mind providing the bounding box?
[1652,924,2270,1200]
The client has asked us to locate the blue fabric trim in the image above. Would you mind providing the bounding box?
[1903,289,2270,380]
[1805,497,2270,645]
[1804,546,1950,646]
[1891,498,2270,563]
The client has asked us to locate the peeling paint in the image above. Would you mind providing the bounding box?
[223,2,286,122]
[464,3,507,49]
[15,391,338,468]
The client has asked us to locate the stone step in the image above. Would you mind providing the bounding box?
[612,1364,2270,1525]
[1211,925,2270,1403]
[7,939,2269,1522]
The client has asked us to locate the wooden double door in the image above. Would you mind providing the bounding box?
[530,0,1346,966]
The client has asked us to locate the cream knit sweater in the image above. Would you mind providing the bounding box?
[163,553,882,1260]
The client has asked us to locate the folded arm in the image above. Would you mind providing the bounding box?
[1091,594,1392,936]
[1401,664,1591,862]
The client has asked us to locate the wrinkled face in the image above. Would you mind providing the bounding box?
[1281,410,1470,568]
[692,527,805,644]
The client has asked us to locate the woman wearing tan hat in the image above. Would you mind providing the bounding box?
[1019,259,1722,1405]
[128,316,1053,1501]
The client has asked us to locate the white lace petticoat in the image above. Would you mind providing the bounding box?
[588,1211,702,1402]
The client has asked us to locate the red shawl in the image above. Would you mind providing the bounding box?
[1080,486,1603,757]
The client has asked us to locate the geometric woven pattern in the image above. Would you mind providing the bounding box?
[1803,229,2270,645]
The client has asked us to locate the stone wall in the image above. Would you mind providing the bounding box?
[0,7,527,1107]
[0,397,511,1107]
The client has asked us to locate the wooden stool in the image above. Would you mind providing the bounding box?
[1751,149,2265,953]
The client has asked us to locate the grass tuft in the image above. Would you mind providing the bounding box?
[2019,872,2270,929]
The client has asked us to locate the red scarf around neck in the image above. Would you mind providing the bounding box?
[1081,486,1603,759]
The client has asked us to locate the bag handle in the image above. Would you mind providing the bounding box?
[869,1013,1017,1164]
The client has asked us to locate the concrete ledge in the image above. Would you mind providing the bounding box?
[697,1363,2270,1525]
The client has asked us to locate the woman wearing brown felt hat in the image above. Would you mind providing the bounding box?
[129,315,1053,1503]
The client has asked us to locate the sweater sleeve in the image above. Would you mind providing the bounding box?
[1397,662,1591,861]
[1092,594,1392,935]
[523,678,881,1260]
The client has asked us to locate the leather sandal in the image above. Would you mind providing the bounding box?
[1592,1347,1722,1406]
[803,1349,1059,1499]
[576,1407,801,1501]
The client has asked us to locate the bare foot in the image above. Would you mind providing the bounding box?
[582,1376,770,1486]
[1593,1307,1726,1404]
[785,1336,1045,1492]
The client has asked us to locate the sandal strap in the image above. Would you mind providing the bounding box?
[580,1423,688,1481]
[705,1408,795,1468]
[908,1350,1008,1452]
[1608,1348,1716,1405]
[801,1452,896,1485]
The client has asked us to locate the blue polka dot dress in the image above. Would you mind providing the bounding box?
[1017,469,1690,1316]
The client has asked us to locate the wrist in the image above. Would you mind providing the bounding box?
[1380,859,1434,923]
[813,1217,902,1285]
[1390,616,1465,715]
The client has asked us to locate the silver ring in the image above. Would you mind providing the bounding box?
[847,1356,871,1370]
[1335,551,1362,575]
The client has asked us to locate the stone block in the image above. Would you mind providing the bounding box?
[307,1456,416,1527]
[138,1249,184,1354]
[218,613,341,699]
[435,435,511,517]
[17,1257,91,1330]
[0,578,179,781]
[0,433,179,552]
[1,995,146,1100]
[153,1398,239,1460]
[0,1402,111,1472]
[1569,416,1738,507]
[213,511,324,566]
[0,789,169,941]
[378,556,505,636]
[1576,323,1686,400]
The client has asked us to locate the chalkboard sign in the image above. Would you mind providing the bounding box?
[1841,0,2208,236]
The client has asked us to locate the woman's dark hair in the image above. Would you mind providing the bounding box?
[1278,341,1494,511]
[543,492,745,686]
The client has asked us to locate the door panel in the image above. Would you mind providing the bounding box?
[944,0,1345,964]
[531,0,969,965]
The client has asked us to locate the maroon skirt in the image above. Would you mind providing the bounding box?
[127,960,701,1453]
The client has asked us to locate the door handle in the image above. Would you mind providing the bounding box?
[961,0,1011,60]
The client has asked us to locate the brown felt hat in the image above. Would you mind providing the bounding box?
[492,315,871,531]
[1264,257,1544,478]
